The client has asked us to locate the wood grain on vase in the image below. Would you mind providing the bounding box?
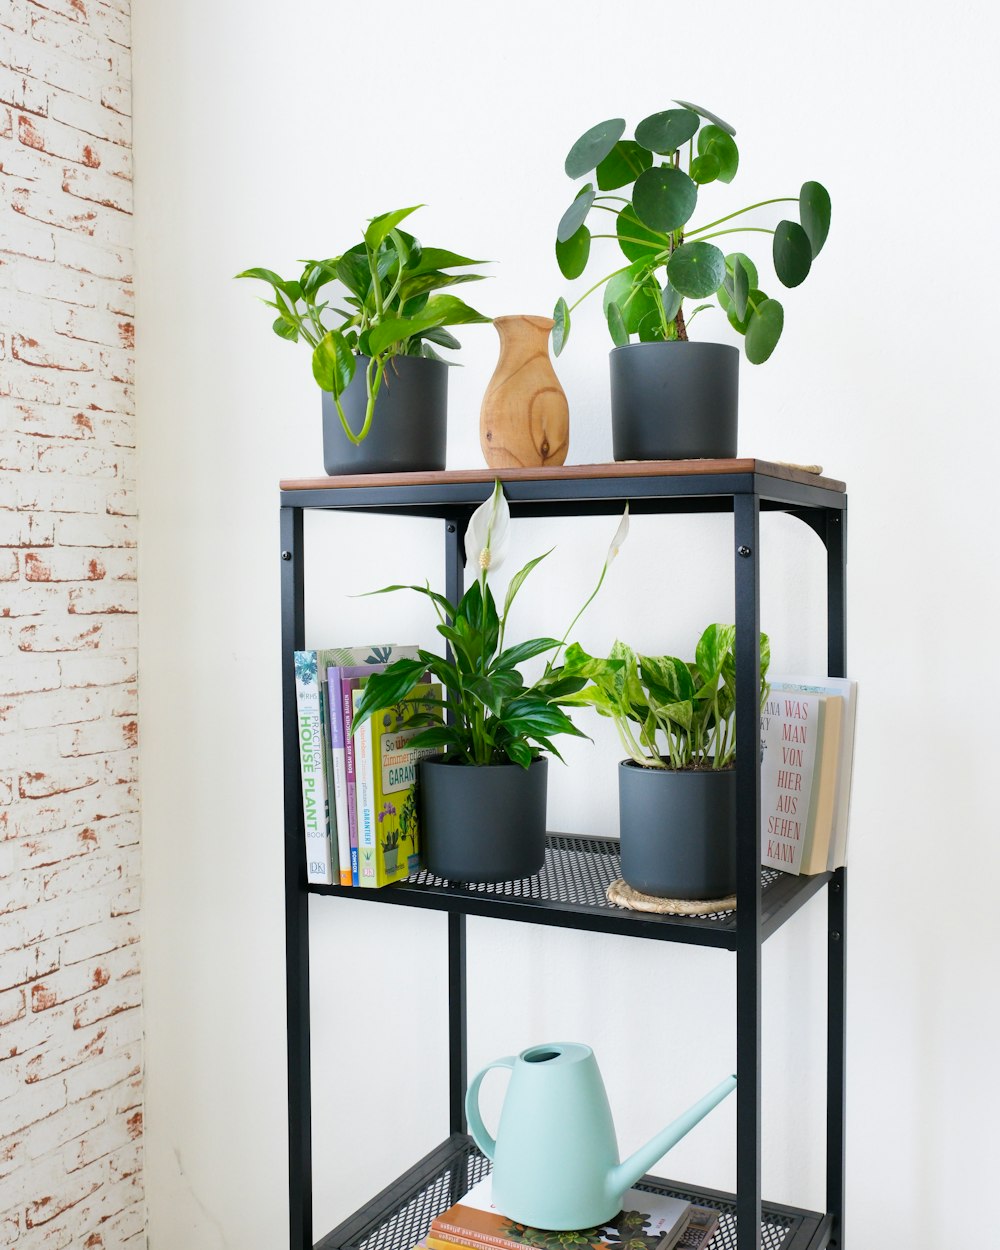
[480,315,569,468]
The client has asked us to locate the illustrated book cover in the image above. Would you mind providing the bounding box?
[352,682,441,888]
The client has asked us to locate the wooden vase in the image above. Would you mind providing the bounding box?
[480,315,569,468]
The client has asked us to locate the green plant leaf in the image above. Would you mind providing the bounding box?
[596,140,652,190]
[311,330,355,394]
[272,317,298,342]
[334,252,372,300]
[556,226,591,280]
[421,326,462,350]
[637,310,666,341]
[615,204,670,263]
[565,118,626,178]
[773,220,813,288]
[501,550,553,623]
[634,108,700,155]
[557,183,595,243]
[666,241,726,299]
[661,281,682,323]
[398,271,485,303]
[745,298,784,363]
[673,99,736,136]
[697,126,739,183]
[607,301,629,346]
[492,637,562,671]
[350,658,428,733]
[367,295,489,356]
[732,254,750,320]
[632,166,698,233]
[234,266,295,296]
[725,251,759,289]
[799,180,831,257]
[359,580,458,619]
[690,153,721,185]
[363,205,422,253]
[409,247,487,272]
[552,296,570,356]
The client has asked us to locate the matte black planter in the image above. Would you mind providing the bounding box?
[322,354,447,476]
[418,756,548,883]
[618,759,737,899]
[609,341,738,461]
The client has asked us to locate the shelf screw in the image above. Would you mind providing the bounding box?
[738,545,752,558]
[831,930,842,941]
[447,524,456,533]
[281,550,292,561]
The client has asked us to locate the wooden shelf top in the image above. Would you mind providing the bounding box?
[280,458,846,494]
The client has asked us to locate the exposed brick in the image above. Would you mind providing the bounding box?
[18,113,101,168]
[0,215,56,262]
[57,653,134,687]
[0,65,49,116]
[35,444,118,477]
[15,475,104,513]
[0,510,53,546]
[58,912,135,965]
[7,401,97,441]
[50,305,132,349]
[11,184,99,236]
[57,716,135,756]
[19,761,101,799]
[18,620,103,652]
[65,584,135,615]
[55,515,133,548]
[11,332,97,373]
[0,657,62,695]
[23,549,106,581]
[17,686,103,730]
[101,487,132,516]
[70,974,139,1031]
[28,13,104,65]
[60,165,131,216]
[50,235,130,283]
[0,550,19,580]
[47,89,128,146]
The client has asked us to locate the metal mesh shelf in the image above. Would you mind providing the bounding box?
[317,1135,830,1250]
[312,835,830,950]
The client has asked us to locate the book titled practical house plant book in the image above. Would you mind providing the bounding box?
[427,1174,717,1250]
[352,682,441,888]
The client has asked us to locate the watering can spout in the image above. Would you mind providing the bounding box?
[607,1074,737,1200]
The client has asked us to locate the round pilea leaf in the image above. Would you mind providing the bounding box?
[632,166,698,233]
[697,126,739,183]
[552,296,571,356]
[634,108,700,155]
[673,99,736,136]
[606,301,629,347]
[745,298,784,363]
[615,204,668,263]
[556,226,591,280]
[690,153,721,185]
[565,118,627,178]
[557,184,595,243]
[800,181,832,257]
[666,241,726,299]
[596,140,652,190]
[773,220,813,288]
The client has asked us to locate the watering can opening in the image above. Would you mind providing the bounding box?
[523,1047,562,1064]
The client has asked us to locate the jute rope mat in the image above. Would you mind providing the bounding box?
[607,878,737,916]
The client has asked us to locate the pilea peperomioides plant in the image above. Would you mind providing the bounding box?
[552,101,831,364]
[236,205,489,445]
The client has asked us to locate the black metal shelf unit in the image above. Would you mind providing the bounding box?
[279,461,848,1250]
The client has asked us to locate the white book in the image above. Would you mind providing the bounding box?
[760,688,822,874]
[293,650,334,885]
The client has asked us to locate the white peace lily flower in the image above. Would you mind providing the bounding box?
[465,479,511,583]
[606,504,629,565]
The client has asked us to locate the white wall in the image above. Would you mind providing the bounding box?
[133,3,1000,1249]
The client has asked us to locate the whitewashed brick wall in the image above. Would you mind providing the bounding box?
[0,0,143,1246]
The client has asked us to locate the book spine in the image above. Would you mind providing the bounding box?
[293,651,333,885]
[353,686,377,888]
[429,1228,525,1250]
[342,679,361,887]
[327,668,352,887]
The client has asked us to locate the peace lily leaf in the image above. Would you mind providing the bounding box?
[351,658,428,731]
[660,281,682,323]
[501,550,553,623]
[673,99,736,136]
[607,301,629,347]
[552,296,571,356]
[311,329,355,395]
[634,108,700,155]
[666,241,726,299]
[632,166,698,233]
[773,220,813,288]
[557,183,596,243]
[596,140,652,190]
[556,226,591,280]
[745,298,784,363]
[492,637,562,671]
[565,118,626,178]
[615,204,670,263]
[799,180,832,257]
[697,126,739,183]
[690,153,721,185]
[364,205,422,253]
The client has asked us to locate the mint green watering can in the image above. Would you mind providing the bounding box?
[466,1042,736,1230]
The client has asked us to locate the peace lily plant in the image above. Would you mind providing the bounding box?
[559,625,770,769]
[552,101,831,363]
[236,205,489,444]
[351,481,630,768]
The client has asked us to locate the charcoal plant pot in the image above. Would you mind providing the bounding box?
[322,354,448,476]
[418,756,548,883]
[618,759,737,899]
[609,341,738,461]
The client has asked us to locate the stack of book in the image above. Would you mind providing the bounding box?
[420,1175,719,1250]
[293,644,440,888]
[760,675,858,875]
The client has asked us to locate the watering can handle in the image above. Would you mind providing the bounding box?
[465,1056,515,1161]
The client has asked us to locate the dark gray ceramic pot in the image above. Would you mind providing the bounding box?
[618,759,737,899]
[322,354,447,475]
[418,756,548,883]
[609,341,738,461]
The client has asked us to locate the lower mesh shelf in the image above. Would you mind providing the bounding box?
[317,1135,830,1250]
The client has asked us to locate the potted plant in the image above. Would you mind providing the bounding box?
[551,101,831,460]
[350,480,629,883]
[237,205,490,474]
[559,625,770,899]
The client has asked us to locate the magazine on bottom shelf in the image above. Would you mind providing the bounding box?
[352,682,441,888]
[427,1174,706,1250]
